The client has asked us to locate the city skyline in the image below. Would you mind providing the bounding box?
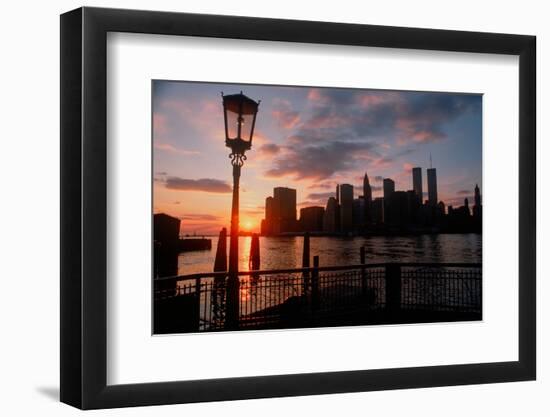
[153,81,482,235]
[260,167,481,236]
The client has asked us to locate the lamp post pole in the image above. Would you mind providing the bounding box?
[226,160,242,330]
[221,91,260,330]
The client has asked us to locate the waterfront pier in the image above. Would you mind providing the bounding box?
[153,249,481,334]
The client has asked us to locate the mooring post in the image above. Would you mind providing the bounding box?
[213,228,228,273]
[249,233,260,269]
[360,246,367,298]
[385,263,402,318]
[302,232,310,295]
[311,255,320,311]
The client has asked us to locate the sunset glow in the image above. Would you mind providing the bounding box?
[153,81,482,236]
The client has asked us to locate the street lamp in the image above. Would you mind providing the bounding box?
[221,92,260,329]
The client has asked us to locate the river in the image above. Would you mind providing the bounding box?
[177,234,482,276]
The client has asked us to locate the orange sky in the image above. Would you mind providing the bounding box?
[153,81,482,236]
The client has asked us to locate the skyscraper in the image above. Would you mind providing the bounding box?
[352,197,365,229]
[261,196,274,235]
[388,191,409,227]
[299,206,325,232]
[273,187,297,233]
[383,178,395,200]
[323,197,338,233]
[363,172,372,202]
[473,184,482,219]
[363,172,372,224]
[382,178,395,224]
[412,167,423,203]
[371,198,385,224]
[427,168,438,206]
[338,184,354,232]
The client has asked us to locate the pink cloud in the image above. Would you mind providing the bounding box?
[154,143,200,156]
[271,99,301,129]
[153,113,168,137]
[357,91,400,108]
[395,108,451,145]
[159,97,224,140]
[307,88,323,102]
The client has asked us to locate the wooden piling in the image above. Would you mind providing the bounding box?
[213,228,227,273]
[249,233,260,280]
[249,233,260,269]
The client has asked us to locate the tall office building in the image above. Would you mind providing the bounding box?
[383,178,395,200]
[323,197,338,233]
[299,206,325,232]
[412,167,423,203]
[261,196,274,235]
[338,184,354,232]
[388,191,410,227]
[382,178,395,225]
[473,184,482,219]
[352,197,365,229]
[371,198,385,224]
[363,172,372,223]
[273,187,297,233]
[427,168,438,206]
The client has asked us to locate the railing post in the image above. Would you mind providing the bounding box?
[225,274,240,330]
[302,232,310,296]
[385,263,401,317]
[195,277,202,330]
[360,247,367,298]
[311,256,319,311]
[195,277,201,299]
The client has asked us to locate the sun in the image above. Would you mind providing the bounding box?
[242,220,253,231]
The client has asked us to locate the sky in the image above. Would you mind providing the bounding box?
[153,80,482,235]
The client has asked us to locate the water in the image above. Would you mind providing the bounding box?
[178,234,482,276]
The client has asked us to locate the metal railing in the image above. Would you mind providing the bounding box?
[153,262,481,333]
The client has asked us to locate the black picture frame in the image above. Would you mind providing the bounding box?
[60,6,536,410]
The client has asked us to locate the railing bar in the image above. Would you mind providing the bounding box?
[155,262,482,283]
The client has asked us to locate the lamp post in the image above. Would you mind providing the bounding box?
[221,91,260,329]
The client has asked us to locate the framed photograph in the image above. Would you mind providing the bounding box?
[60,6,536,409]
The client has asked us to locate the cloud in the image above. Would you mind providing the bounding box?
[298,200,322,208]
[369,185,382,192]
[265,140,375,180]
[372,156,394,168]
[153,113,169,136]
[307,182,335,190]
[242,209,264,216]
[266,89,480,181]
[154,143,200,156]
[180,214,221,221]
[271,98,300,129]
[164,177,232,193]
[457,189,471,195]
[447,197,472,207]
[258,143,281,156]
[395,93,481,145]
[306,191,336,202]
